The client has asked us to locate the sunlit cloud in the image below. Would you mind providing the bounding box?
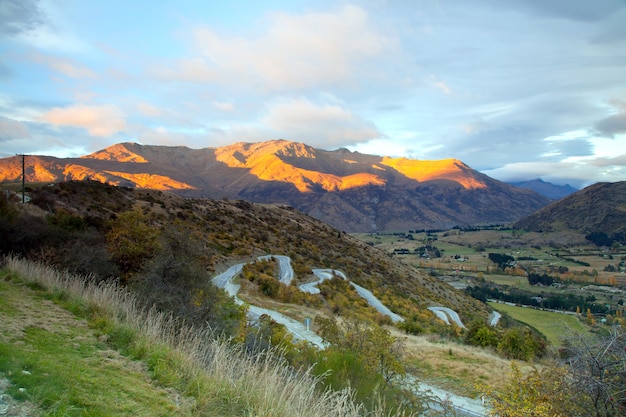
[159,5,392,90]
[262,98,381,148]
[40,104,126,137]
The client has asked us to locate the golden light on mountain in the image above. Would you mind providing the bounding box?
[215,142,386,192]
[104,172,196,190]
[0,140,550,231]
[246,155,385,192]
[381,157,487,189]
[83,144,148,163]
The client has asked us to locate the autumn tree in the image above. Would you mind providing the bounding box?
[488,328,626,417]
[106,209,160,277]
[484,363,586,417]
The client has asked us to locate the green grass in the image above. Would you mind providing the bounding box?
[0,272,185,416]
[0,258,376,417]
[488,302,588,346]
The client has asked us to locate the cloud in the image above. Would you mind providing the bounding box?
[160,5,392,91]
[594,113,626,137]
[594,101,626,137]
[0,116,31,141]
[212,101,234,112]
[491,0,625,22]
[481,155,626,189]
[31,53,97,79]
[590,154,626,168]
[429,75,453,95]
[262,98,381,148]
[137,102,164,118]
[0,0,44,36]
[40,104,126,137]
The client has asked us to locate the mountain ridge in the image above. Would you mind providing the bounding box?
[513,181,626,236]
[0,140,551,231]
[509,179,578,200]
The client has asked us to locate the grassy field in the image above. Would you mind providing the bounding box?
[392,329,528,397]
[488,302,588,346]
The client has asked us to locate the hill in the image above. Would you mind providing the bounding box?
[513,181,626,238]
[508,179,577,200]
[0,180,490,331]
[0,140,551,232]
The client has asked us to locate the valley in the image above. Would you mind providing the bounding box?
[1,177,625,416]
[355,226,626,345]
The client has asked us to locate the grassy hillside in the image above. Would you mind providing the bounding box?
[1,180,562,415]
[1,180,490,329]
[0,257,377,417]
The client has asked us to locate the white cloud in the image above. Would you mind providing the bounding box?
[212,101,234,112]
[482,154,626,188]
[262,98,381,148]
[0,116,31,140]
[40,104,126,137]
[429,75,453,95]
[160,5,392,91]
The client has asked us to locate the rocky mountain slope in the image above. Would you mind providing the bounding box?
[513,181,626,236]
[0,140,550,231]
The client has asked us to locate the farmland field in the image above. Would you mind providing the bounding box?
[488,301,589,346]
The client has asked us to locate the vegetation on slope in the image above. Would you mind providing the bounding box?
[2,180,625,416]
[0,180,490,329]
[0,257,381,417]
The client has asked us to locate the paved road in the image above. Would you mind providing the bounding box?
[301,269,404,322]
[350,282,404,323]
[212,255,485,415]
[258,255,293,285]
[489,311,501,326]
[428,306,467,329]
[211,259,325,348]
[299,269,346,294]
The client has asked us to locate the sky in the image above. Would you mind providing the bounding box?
[1,0,625,188]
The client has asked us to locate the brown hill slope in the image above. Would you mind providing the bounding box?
[513,181,626,236]
[1,180,490,330]
[0,140,550,231]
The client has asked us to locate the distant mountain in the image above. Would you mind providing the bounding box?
[514,181,626,236]
[0,140,551,232]
[508,179,578,200]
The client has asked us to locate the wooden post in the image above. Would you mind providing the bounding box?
[21,154,25,203]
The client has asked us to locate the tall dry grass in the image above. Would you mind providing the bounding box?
[4,256,406,417]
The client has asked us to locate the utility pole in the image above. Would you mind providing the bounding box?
[17,154,25,203]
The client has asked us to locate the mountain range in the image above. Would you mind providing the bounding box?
[0,140,551,232]
[508,179,578,200]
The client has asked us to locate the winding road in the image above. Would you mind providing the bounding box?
[428,306,467,329]
[211,255,486,416]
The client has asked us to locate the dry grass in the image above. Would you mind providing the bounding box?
[390,328,532,397]
[3,256,407,417]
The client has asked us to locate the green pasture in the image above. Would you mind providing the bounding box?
[488,301,588,346]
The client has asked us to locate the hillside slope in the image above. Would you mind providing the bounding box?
[0,140,550,231]
[1,180,491,331]
[514,181,626,236]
